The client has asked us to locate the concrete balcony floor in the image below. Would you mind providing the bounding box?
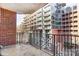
[1,44,50,56]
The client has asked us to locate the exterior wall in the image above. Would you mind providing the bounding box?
[61,4,79,35]
[43,4,52,31]
[59,4,79,44]
[0,8,16,46]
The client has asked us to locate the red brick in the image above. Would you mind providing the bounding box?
[0,7,16,46]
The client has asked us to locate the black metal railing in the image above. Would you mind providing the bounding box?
[29,33,79,56]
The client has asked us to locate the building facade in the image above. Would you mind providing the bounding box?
[21,3,79,48]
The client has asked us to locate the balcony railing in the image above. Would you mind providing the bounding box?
[29,33,79,56]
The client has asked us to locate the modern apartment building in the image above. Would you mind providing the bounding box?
[61,4,79,35]
[22,3,79,47]
[22,3,63,47]
[60,4,79,44]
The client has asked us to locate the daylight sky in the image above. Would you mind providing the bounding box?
[17,14,26,26]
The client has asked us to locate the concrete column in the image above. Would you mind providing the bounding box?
[41,8,46,48]
[41,30,46,48]
[35,31,38,45]
[34,31,36,44]
[18,33,19,43]
[35,31,37,45]
[31,31,33,44]
[37,31,40,46]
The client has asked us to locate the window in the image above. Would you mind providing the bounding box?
[62,18,65,20]
[73,11,77,14]
[37,16,41,18]
[63,26,65,28]
[74,20,77,23]
[44,10,50,14]
[63,30,65,32]
[37,20,42,23]
[73,5,77,10]
[56,10,61,13]
[74,30,78,32]
[44,14,50,18]
[69,21,72,23]
[65,30,69,32]
[62,10,64,13]
[66,7,72,12]
[70,25,73,27]
[38,11,41,14]
[66,17,68,20]
[65,26,69,28]
[45,24,50,27]
[44,20,50,22]
[62,22,65,24]
[74,25,78,27]
[70,30,73,32]
[69,17,72,19]
[65,13,68,16]
[69,12,72,15]
[62,14,65,17]
[65,22,69,24]
[74,16,77,18]
[38,25,41,27]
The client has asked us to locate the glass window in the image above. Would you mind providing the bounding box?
[56,10,61,13]
[66,7,71,12]
[74,25,78,27]
[69,12,72,14]
[69,17,72,19]
[62,14,65,17]
[74,16,77,18]
[74,30,78,32]
[74,20,77,23]
[62,10,64,13]
[73,11,77,14]
[73,5,77,10]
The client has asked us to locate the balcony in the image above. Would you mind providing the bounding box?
[37,26,42,29]
[45,26,51,30]
[44,15,51,20]
[36,22,42,26]
[44,21,51,26]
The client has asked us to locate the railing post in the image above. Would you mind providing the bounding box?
[64,35,65,56]
[53,34,55,56]
[71,35,72,56]
[75,35,76,56]
[67,35,69,56]
[40,34,41,50]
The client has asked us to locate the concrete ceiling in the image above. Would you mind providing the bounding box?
[0,3,47,14]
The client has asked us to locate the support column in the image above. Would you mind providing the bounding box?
[18,33,19,43]
[41,8,46,49]
[41,29,46,48]
[34,31,36,44]
[37,31,40,46]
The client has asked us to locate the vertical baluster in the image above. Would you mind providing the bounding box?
[71,35,72,56]
[64,35,65,56]
[53,34,55,56]
[67,35,69,56]
[75,36,76,56]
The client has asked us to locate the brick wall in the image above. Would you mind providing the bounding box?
[0,7,16,46]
